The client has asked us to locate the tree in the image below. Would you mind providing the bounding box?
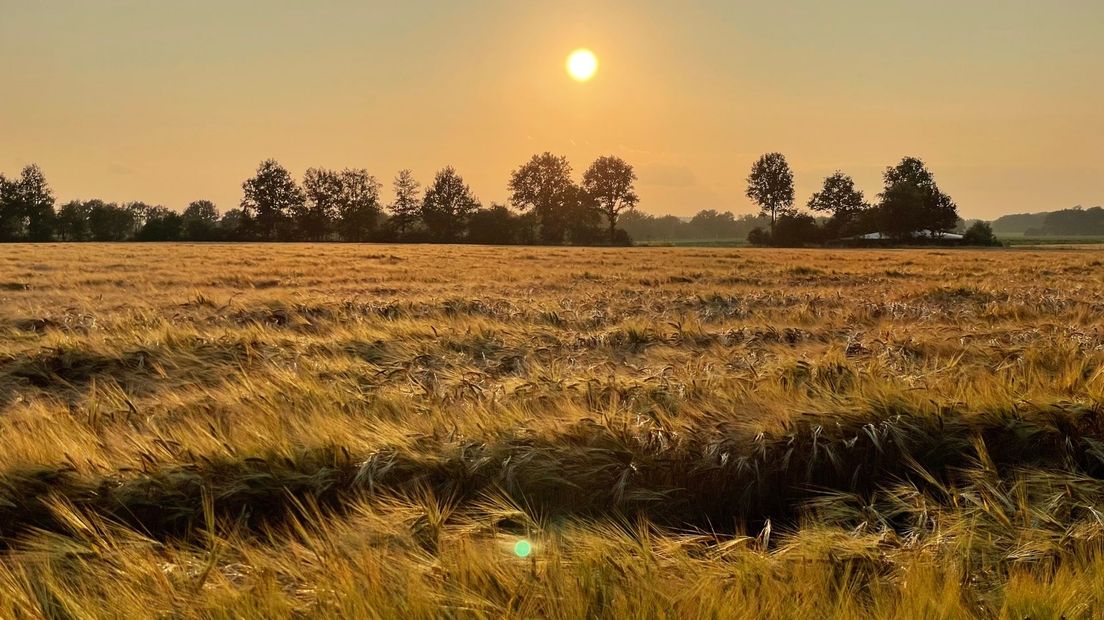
[136,206,183,241]
[86,201,135,241]
[420,167,480,242]
[182,200,220,241]
[219,208,249,241]
[300,168,342,240]
[772,213,820,246]
[877,157,958,237]
[124,202,154,239]
[963,221,1000,246]
[563,185,604,245]
[335,169,382,242]
[56,200,92,241]
[508,152,575,244]
[807,172,868,237]
[582,155,639,243]
[0,164,56,241]
[688,210,736,239]
[388,169,421,239]
[745,153,794,235]
[877,182,927,240]
[241,159,304,240]
[467,204,520,245]
[747,227,769,246]
[0,174,15,241]
[807,172,867,217]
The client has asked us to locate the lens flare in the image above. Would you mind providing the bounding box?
[513,539,533,558]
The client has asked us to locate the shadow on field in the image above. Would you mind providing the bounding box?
[1,403,1103,548]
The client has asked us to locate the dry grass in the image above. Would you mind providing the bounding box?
[1,242,1103,618]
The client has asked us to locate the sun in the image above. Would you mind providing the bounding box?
[566,49,598,82]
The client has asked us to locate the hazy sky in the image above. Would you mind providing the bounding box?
[2,1,1102,219]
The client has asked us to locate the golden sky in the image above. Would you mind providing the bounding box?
[2,1,1101,219]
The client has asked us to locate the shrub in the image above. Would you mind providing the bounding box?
[772,213,821,247]
[962,221,1000,246]
[747,227,770,246]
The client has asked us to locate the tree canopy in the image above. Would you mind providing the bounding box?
[241,159,304,241]
[745,153,795,233]
[420,167,480,242]
[582,156,639,243]
[508,153,576,244]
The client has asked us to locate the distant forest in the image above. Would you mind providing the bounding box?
[991,207,1104,236]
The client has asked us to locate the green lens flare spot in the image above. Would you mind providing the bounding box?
[513,539,533,558]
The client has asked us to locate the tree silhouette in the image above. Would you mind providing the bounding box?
[582,156,639,243]
[877,157,958,238]
[771,212,820,246]
[56,200,92,241]
[86,201,135,241]
[0,165,55,241]
[124,202,154,239]
[336,168,382,243]
[421,167,480,242]
[563,185,604,245]
[388,169,421,239]
[467,204,519,245]
[0,173,15,241]
[878,182,927,240]
[508,153,575,244]
[963,221,1000,246]
[241,159,304,241]
[746,153,795,235]
[136,206,183,241]
[219,208,249,240]
[300,168,342,240]
[182,200,220,241]
[807,172,868,237]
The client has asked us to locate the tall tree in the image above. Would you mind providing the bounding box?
[877,182,928,240]
[241,159,304,241]
[563,185,604,245]
[420,167,480,242]
[878,157,958,236]
[582,155,639,243]
[807,171,868,237]
[182,200,220,241]
[0,173,15,241]
[388,169,421,238]
[0,164,56,241]
[508,152,575,244]
[300,168,342,240]
[745,153,795,235]
[336,168,382,242]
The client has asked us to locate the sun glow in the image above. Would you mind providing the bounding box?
[566,49,598,82]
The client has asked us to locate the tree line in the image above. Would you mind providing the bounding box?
[2,152,1007,246]
[1022,207,1104,237]
[619,210,771,242]
[0,153,639,245]
[739,153,999,245]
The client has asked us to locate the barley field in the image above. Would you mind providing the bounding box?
[1,243,1103,618]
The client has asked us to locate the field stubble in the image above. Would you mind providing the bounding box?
[0,243,1103,617]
